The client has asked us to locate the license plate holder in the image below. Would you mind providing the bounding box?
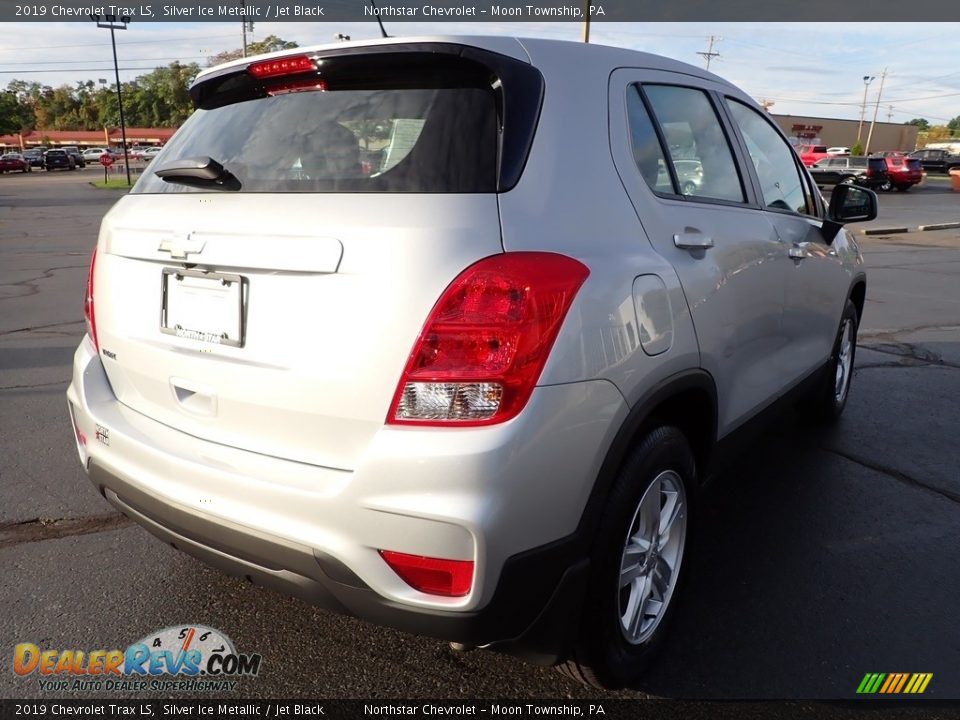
[160,268,245,347]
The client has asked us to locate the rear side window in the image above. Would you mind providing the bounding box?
[135,52,512,194]
[628,84,744,203]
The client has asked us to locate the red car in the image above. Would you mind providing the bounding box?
[877,156,923,191]
[0,153,31,173]
[796,144,831,167]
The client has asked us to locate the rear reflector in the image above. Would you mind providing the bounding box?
[379,550,473,597]
[247,55,316,79]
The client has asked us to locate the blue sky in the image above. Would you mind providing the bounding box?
[2,21,959,125]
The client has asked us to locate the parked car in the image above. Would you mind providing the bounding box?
[877,156,923,191]
[83,148,111,161]
[908,148,960,175]
[141,146,162,161]
[62,146,86,168]
[0,153,31,173]
[23,149,45,168]
[44,149,76,171]
[870,150,907,158]
[796,144,830,167]
[809,156,888,190]
[826,146,850,155]
[67,37,874,690]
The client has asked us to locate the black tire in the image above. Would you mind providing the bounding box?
[878,178,893,192]
[558,426,696,689]
[839,175,855,185]
[799,299,858,423]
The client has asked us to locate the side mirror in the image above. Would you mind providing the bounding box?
[828,183,877,223]
[821,184,877,244]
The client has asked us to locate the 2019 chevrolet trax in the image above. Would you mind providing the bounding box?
[68,36,874,688]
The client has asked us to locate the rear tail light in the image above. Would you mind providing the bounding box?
[388,252,589,426]
[84,247,99,353]
[379,550,474,597]
[247,55,316,79]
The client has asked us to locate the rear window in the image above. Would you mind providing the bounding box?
[134,50,540,195]
[849,158,867,168]
[868,158,886,171]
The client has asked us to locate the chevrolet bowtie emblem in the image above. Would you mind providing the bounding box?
[158,234,205,259]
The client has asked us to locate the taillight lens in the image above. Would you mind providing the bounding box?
[379,550,474,597]
[388,252,589,427]
[247,55,315,79]
[84,247,98,353]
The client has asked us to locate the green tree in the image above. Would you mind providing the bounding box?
[947,115,960,133]
[207,35,299,66]
[850,142,864,157]
[906,118,930,131]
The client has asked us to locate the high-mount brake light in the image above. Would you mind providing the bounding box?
[84,247,99,353]
[247,55,316,79]
[388,252,589,427]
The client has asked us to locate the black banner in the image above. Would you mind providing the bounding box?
[3,0,960,23]
[1,700,959,720]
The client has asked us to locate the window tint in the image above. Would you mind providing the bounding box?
[625,86,674,194]
[641,85,744,203]
[726,100,811,215]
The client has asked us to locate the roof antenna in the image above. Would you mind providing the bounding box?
[369,0,389,38]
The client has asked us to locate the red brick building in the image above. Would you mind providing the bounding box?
[0,127,177,151]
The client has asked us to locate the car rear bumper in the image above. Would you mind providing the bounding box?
[66,337,627,660]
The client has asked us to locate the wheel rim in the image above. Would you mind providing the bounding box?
[618,469,687,645]
[834,319,854,403]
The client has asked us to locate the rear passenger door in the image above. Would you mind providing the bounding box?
[723,99,851,383]
[609,70,794,436]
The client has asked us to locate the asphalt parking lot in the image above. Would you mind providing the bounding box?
[1,172,958,701]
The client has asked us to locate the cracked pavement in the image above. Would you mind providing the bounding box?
[1,174,959,699]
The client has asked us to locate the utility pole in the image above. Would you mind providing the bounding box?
[697,36,721,71]
[760,99,775,113]
[241,0,248,57]
[856,75,875,147]
[887,105,894,123]
[864,68,888,155]
[581,0,591,42]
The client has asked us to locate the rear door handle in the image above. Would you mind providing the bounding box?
[673,232,714,250]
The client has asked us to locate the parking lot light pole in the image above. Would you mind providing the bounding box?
[856,75,875,148]
[91,14,132,185]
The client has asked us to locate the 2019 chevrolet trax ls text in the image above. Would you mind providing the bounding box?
[68,36,874,688]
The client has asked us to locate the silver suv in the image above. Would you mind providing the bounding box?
[67,37,874,688]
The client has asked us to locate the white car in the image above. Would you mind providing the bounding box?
[82,148,111,160]
[827,146,851,155]
[68,36,874,688]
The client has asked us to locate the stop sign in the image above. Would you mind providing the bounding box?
[99,154,114,167]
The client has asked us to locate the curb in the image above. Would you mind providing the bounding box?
[917,222,960,231]
[861,227,909,235]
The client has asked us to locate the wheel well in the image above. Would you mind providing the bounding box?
[644,388,715,482]
[849,281,866,323]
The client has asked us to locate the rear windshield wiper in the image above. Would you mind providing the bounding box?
[154,156,241,191]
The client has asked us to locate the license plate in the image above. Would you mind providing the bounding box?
[160,268,245,347]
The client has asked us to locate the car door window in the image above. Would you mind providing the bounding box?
[640,85,745,204]
[624,86,675,195]
[726,99,814,216]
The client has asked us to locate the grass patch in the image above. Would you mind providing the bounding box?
[89,179,134,189]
